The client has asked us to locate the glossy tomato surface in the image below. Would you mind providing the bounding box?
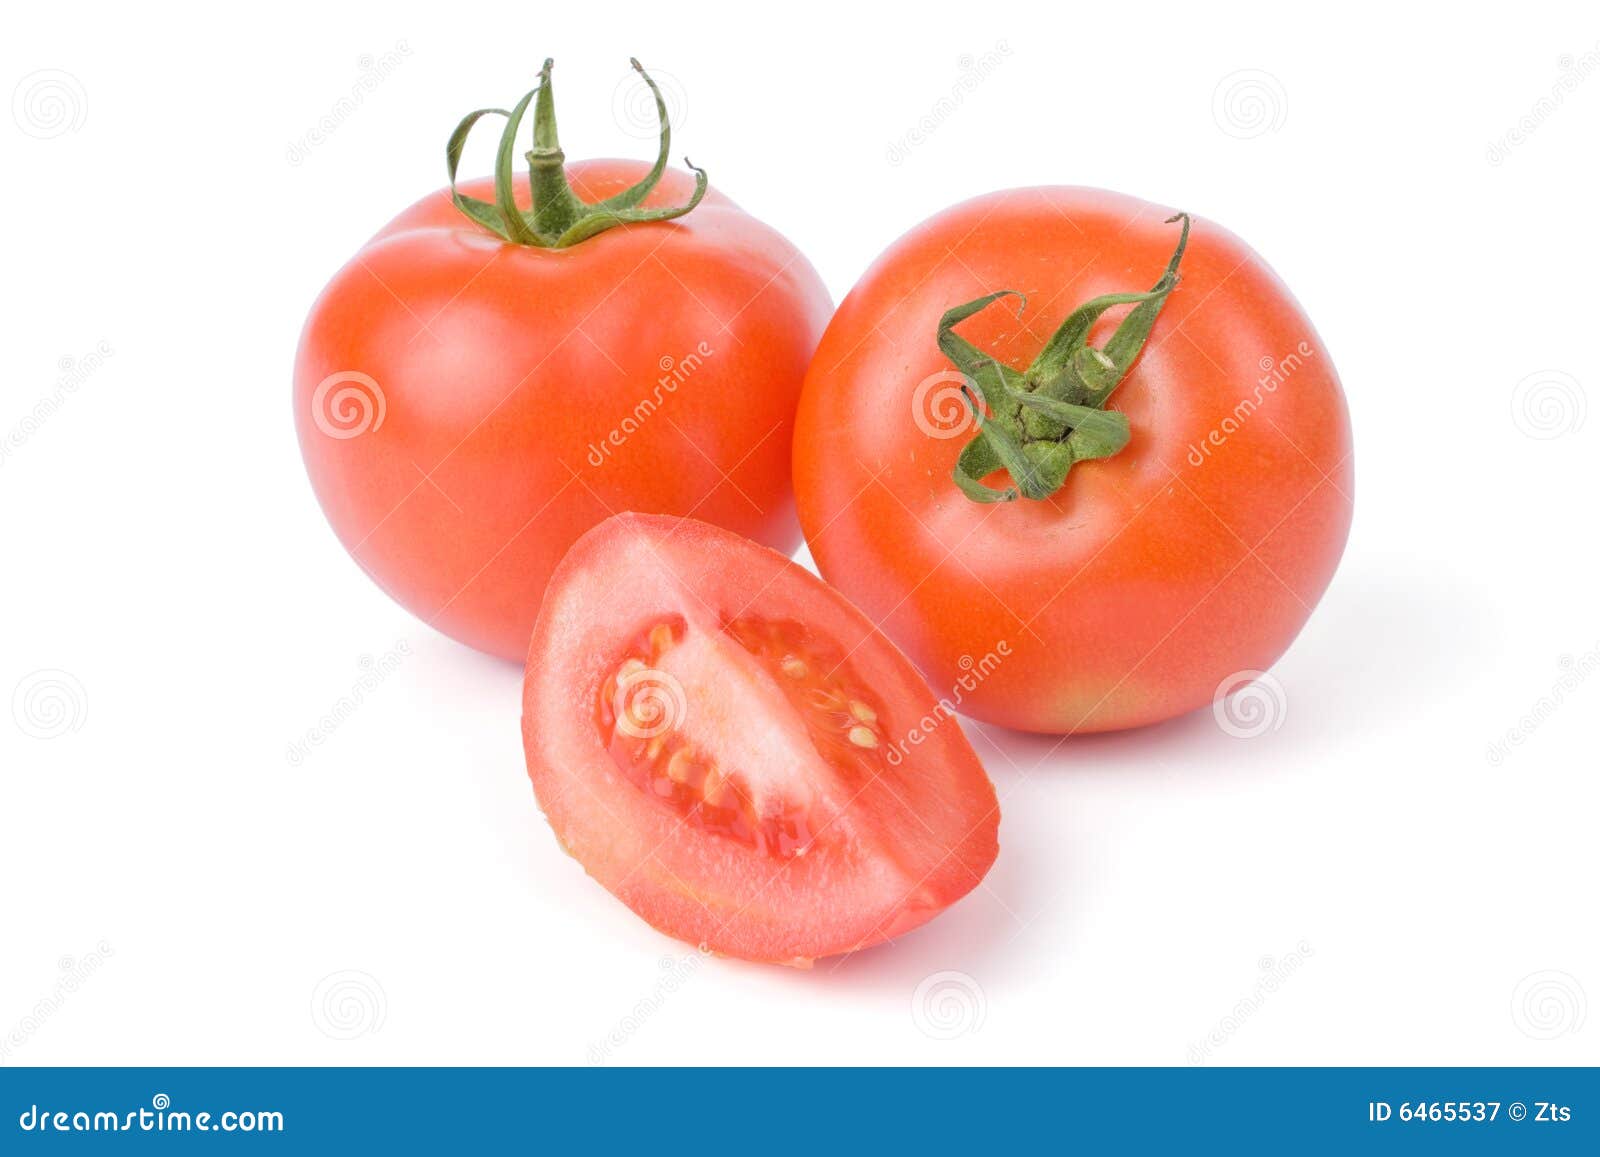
[295,163,830,660]
[522,514,1000,965]
[794,187,1353,733]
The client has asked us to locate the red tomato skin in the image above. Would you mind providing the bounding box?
[295,162,831,660]
[793,187,1353,734]
[523,514,1001,965]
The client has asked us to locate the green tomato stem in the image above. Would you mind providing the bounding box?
[937,214,1191,503]
[445,58,707,249]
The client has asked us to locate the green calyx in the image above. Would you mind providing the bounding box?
[446,58,707,248]
[936,213,1191,503]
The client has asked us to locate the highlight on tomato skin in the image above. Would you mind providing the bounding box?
[521,513,1001,966]
[792,186,1354,735]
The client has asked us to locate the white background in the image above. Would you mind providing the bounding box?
[2,0,1596,1066]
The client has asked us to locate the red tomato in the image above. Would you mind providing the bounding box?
[294,65,830,660]
[793,187,1353,733]
[522,514,1000,965]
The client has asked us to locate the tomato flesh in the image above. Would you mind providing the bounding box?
[599,613,892,861]
[524,514,1000,965]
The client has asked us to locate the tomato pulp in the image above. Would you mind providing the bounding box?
[522,514,1001,965]
[793,187,1353,733]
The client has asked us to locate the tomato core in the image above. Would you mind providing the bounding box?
[597,614,890,862]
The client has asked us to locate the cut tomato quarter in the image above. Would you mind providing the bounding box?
[522,514,1000,966]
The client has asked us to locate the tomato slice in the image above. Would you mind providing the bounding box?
[522,514,1000,966]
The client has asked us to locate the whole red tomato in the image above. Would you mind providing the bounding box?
[295,61,830,660]
[793,187,1353,733]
